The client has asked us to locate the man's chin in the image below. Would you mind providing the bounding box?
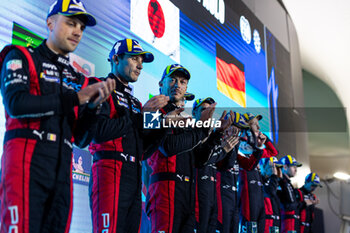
[173,94,184,102]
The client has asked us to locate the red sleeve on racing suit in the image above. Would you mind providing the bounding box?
[237,149,263,171]
[261,136,278,158]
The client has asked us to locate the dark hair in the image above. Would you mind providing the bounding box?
[110,53,126,70]
[118,53,126,60]
[169,70,188,79]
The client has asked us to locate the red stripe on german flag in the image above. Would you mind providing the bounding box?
[216,57,246,107]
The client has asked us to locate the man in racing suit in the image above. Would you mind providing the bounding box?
[296,173,321,233]
[260,157,282,233]
[88,38,170,233]
[146,64,234,233]
[192,97,236,233]
[238,113,278,233]
[216,114,264,233]
[278,155,308,233]
[0,1,115,232]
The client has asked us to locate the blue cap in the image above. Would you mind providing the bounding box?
[305,172,322,187]
[277,155,302,167]
[230,112,250,129]
[161,64,191,81]
[259,156,282,167]
[108,39,154,63]
[184,92,195,101]
[243,112,263,122]
[192,97,215,116]
[47,0,97,26]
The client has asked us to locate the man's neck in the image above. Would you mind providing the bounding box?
[113,73,128,87]
[46,39,68,56]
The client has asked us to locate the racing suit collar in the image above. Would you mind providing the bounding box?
[38,40,70,67]
[108,73,132,94]
[301,186,311,194]
[283,174,291,182]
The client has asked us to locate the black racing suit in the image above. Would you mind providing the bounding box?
[146,103,211,233]
[278,175,305,233]
[239,136,278,233]
[194,131,227,233]
[296,186,317,233]
[216,145,263,233]
[0,42,96,233]
[262,174,281,232]
[88,73,164,233]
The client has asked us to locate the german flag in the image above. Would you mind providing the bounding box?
[216,44,246,107]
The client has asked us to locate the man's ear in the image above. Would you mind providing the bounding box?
[113,55,119,65]
[47,15,56,31]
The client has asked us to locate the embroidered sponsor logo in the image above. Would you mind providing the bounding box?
[64,139,72,148]
[117,100,129,109]
[33,130,44,140]
[42,62,57,70]
[40,72,60,83]
[44,69,59,77]
[5,78,26,87]
[62,69,75,80]
[131,105,141,114]
[116,95,127,103]
[115,91,124,96]
[6,60,22,71]
[63,78,82,91]
[57,56,69,66]
[120,153,128,161]
[124,87,132,94]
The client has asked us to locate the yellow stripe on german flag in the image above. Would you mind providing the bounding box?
[217,79,246,107]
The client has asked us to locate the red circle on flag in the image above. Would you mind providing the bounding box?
[148,0,165,38]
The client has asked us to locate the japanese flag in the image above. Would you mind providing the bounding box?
[130,0,180,62]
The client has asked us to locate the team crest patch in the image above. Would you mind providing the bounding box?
[6,59,22,71]
[117,100,129,109]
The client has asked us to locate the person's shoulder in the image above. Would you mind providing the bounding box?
[2,45,30,61]
[1,45,34,72]
[87,76,105,84]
